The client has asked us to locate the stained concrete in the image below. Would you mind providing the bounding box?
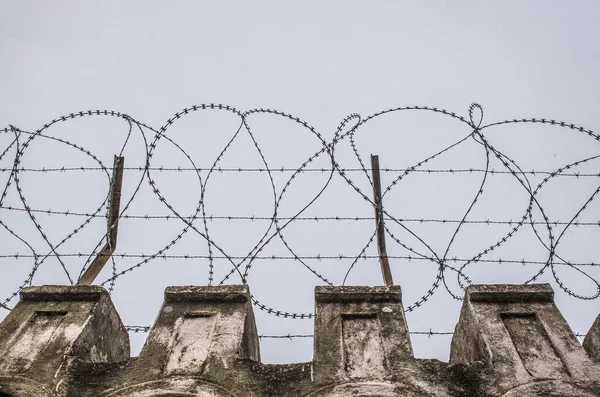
[584,314,600,362]
[0,283,598,396]
[450,284,600,396]
[0,285,129,397]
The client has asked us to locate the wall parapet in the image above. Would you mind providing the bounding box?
[0,283,598,396]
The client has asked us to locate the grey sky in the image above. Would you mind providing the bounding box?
[1,1,600,364]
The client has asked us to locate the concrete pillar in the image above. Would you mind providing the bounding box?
[0,285,129,396]
[138,285,260,375]
[450,284,600,396]
[312,285,412,384]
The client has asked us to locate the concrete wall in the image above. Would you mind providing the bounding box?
[0,283,598,396]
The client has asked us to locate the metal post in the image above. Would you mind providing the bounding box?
[78,155,124,285]
[371,154,394,287]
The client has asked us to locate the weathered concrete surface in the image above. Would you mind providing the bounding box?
[450,284,600,396]
[584,314,600,361]
[313,286,413,383]
[310,286,468,396]
[0,285,129,396]
[0,283,599,396]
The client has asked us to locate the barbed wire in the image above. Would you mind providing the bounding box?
[123,325,455,337]
[3,166,600,178]
[1,103,599,324]
[3,206,600,227]
[123,326,586,340]
[1,252,599,267]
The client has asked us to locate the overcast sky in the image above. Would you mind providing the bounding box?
[1,1,600,364]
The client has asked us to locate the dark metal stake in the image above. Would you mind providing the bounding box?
[78,155,124,285]
[371,154,394,287]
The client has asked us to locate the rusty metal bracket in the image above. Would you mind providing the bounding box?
[78,155,124,285]
[371,154,394,287]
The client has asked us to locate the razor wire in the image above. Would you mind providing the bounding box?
[1,103,600,322]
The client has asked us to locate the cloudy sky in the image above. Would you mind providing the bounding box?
[1,1,600,364]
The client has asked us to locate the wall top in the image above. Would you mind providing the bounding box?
[315,285,402,303]
[164,285,249,303]
[0,283,598,397]
[466,283,554,303]
[20,285,107,302]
